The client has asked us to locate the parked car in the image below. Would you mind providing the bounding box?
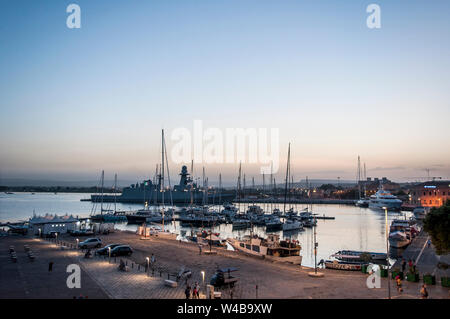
[78,238,102,249]
[96,243,122,256]
[109,245,133,257]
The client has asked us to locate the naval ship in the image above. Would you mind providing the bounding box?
[90,166,235,205]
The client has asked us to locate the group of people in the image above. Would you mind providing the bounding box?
[395,258,428,298]
[185,282,201,299]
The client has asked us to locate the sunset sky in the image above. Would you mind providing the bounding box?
[1,0,449,185]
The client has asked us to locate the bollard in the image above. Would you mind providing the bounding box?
[167,273,170,279]
[138,265,140,271]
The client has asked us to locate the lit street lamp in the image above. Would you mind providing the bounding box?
[76,238,79,249]
[383,206,391,300]
[146,257,150,277]
[108,247,111,264]
[201,270,205,294]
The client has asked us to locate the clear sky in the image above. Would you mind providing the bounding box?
[1,0,449,185]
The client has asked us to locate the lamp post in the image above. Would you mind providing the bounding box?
[55,232,58,244]
[383,206,391,299]
[108,247,111,264]
[146,257,150,277]
[76,238,79,249]
[201,270,205,295]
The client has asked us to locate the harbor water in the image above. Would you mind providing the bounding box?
[0,192,412,267]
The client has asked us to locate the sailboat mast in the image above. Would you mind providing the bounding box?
[357,155,361,200]
[161,129,165,231]
[101,170,104,214]
[218,173,222,205]
[283,143,290,214]
[114,173,117,213]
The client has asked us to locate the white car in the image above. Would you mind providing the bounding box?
[78,238,102,249]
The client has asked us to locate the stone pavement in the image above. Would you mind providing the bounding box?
[76,254,186,299]
[393,230,450,280]
[2,233,449,299]
[0,236,108,298]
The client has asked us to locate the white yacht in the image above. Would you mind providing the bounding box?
[368,189,402,210]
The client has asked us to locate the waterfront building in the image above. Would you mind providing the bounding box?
[409,181,450,207]
[29,214,79,236]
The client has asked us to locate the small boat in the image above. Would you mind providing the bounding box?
[265,215,283,231]
[228,234,302,265]
[331,250,387,262]
[322,260,363,271]
[282,219,303,231]
[356,198,370,207]
[4,192,14,195]
[389,231,410,248]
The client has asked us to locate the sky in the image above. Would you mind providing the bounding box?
[1,0,449,186]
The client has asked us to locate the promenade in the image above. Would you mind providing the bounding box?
[1,231,449,299]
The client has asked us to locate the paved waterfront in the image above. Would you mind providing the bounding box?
[392,230,450,278]
[1,232,449,299]
[0,236,108,298]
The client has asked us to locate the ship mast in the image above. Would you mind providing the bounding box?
[161,129,165,232]
[114,173,117,213]
[283,143,290,214]
[162,132,174,228]
[101,170,104,215]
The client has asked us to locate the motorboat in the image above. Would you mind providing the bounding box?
[228,234,302,265]
[282,219,303,231]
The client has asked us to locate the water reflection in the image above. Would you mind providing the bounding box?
[0,193,412,267]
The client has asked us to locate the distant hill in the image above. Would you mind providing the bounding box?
[0,178,136,188]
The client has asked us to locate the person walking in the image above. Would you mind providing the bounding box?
[420,284,429,299]
[194,282,200,298]
[427,239,431,248]
[48,261,54,272]
[408,259,414,273]
[198,245,202,255]
[192,285,198,299]
[395,275,403,293]
[185,285,191,299]
[151,253,155,264]
[401,259,406,273]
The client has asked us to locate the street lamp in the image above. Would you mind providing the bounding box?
[201,270,205,295]
[108,247,111,263]
[76,238,79,249]
[383,206,391,300]
[146,257,150,277]
[55,232,58,244]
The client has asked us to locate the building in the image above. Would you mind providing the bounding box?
[29,214,79,236]
[409,181,450,207]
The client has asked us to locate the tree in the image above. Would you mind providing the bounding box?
[423,200,450,255]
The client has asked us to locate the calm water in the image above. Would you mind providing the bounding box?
[0,192,411,267]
